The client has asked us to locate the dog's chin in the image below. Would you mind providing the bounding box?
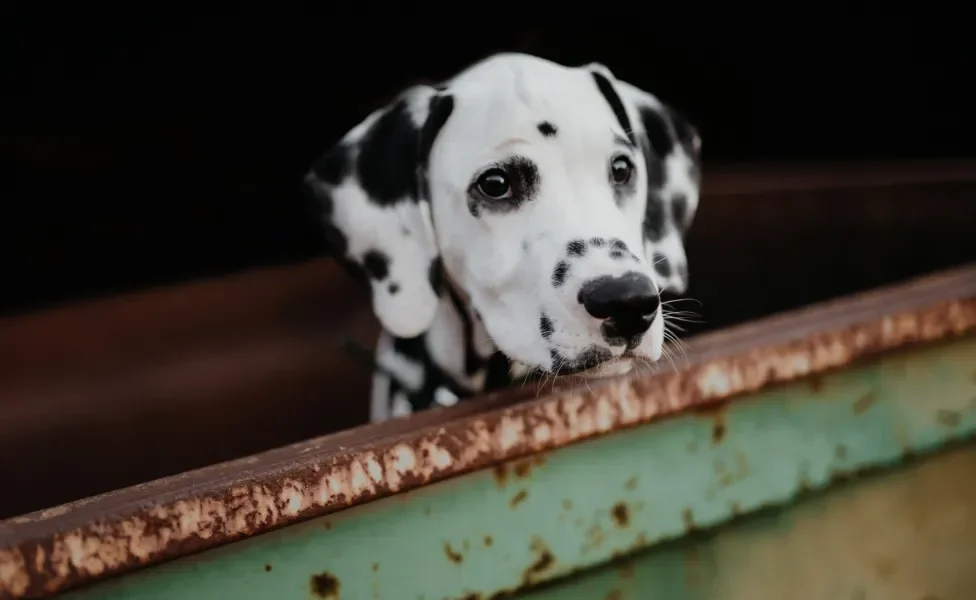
[577,357,635,379]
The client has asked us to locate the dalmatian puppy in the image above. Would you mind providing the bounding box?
[303,53,702,422]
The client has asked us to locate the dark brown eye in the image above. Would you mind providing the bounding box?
[611,156,634,185]
[476,169,512,199]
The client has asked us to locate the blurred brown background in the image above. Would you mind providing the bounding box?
[2,12,974,518]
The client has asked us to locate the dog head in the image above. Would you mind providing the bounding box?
[305,53,701,377]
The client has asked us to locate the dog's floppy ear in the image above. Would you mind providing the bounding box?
[584,63,702,295]
[304,85,455,338]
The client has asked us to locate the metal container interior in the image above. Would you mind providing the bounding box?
[1,160,974,523]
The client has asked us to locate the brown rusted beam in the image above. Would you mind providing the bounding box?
[702,158,976,196]
[1,262,975,599]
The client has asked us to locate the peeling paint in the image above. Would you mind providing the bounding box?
[1,269,975,599]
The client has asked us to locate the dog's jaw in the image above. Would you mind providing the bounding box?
[578,358,636,379]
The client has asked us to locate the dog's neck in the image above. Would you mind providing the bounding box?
[370,267,518,420]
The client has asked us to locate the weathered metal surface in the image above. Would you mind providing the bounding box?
[1,263,975,598]
[46,333,976,599]
[516,441,976,600]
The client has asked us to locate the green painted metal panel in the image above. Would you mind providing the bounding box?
[67,336,976,599]
[518,442,976,600]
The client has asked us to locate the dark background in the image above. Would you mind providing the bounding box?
[3,10,976,519]
[4,11,973,317]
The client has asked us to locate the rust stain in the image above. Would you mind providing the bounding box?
[808,374,825,392]
[509,490,528,508]
[310,572,340,599]
[2,279,975,599]
[523,538,555,583]
[444,542,464,565]
[682,508,697,531]
[561,499,573,510]
[611,503,630,528]
[493,465,508,487]
[853,391,878,415]
[371,563,378,572]
[936,409,962,428]
[264,564,271,572]
[712,421,727,444]
[605,591,623,600]
[624,477,638,491]
[483,535,493,547]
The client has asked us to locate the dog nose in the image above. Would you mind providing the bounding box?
[578,272,660,339]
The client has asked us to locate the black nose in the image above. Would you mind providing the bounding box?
[577,272,660,340]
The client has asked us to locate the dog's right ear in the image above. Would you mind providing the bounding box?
[303,85,455,338]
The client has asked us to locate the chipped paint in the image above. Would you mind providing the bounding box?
[1,266,975,599]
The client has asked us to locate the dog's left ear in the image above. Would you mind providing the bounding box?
[584,63,702,295]
[304,85,455,338]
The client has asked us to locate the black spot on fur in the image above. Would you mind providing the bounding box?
[362,250,390,281]
[540,314,554,339]
[567,239,586,257]
[388,282,400,295]
[654,252,672,278]
[643,194,665,243]
[666,106,698,153]
[537,121,557,137]
[428,258,444,296]
[638,106,675,158]
[552,261,570,287]
[609,240,628,258]
[302,183,350,257]
[484,352,514,391]
[357,99,422,205]
[671,193,689,232]
[310,144,351,185]
[591,72,635,145]
[389,334,474,413]
[589,237,606,248]
[637,107,671,190]
[417,94,455,200]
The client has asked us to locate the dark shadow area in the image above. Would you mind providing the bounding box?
[4,12,973,315]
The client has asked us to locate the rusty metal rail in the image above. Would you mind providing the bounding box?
[1,263,975,598]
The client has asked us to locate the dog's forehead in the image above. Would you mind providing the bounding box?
[436,55,627,163]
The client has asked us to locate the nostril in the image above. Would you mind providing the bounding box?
[629,292,660,317]
[578,272,660,321]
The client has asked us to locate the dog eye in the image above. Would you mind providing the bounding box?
[610,156,634,185]
[476,169,513,199]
